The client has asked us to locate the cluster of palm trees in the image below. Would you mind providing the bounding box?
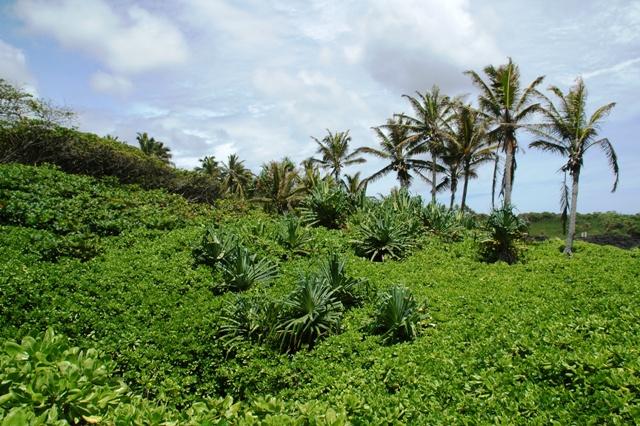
[134,58,620,255]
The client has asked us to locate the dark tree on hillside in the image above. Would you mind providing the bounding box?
[136,132,172,165]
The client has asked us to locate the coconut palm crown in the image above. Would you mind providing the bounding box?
[399,85,456,202]
[310,129,366,181]
[465,58,544,206]
[358,116,431,189]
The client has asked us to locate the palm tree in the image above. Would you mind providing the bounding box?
[300,158,322,193]
[529,77,619,255]
[357,117,431,189]
[255,158,305,213]
[221,154,253,198]
[399,85,456,202]
[342,172,368,195]
[465,58,544,206]
[444,104,497,211]
[310,130,366,181]
[196,156,220,176]
[136,132,172,165]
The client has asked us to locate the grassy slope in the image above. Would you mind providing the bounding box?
[524,212,640,239]
[2,164,640,423]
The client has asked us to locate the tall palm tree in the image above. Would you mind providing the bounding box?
[310,129,366,181]
[444,104,497,211]
[196,156,220,176]
[399,85,456,202]
[136,132,172,165]
[255,158,305,213]
[357,117,431,189]
[465,58,544,206]
[220,154,253,198]
[529,77,619,255]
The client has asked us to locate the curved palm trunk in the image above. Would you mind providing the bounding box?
[431,151,437,203]
[503,136,515,206]
[564,169,580,255]
[461,166,470,212]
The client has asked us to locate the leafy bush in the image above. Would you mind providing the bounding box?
[220,247,278,292]
[373,286,422,344]
[480,204,528,264]
[300,180,351,229]
[275,215,312,256]
[276,276,343,353]
[350,205,417,261]
[192,225,239,267]
[0,329,127,424]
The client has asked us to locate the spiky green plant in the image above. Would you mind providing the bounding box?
[316,254,364,307]
[218,295,278,352]
[350,206,416,262]
[276,276,343,353]
[220,247,277,292]
[480,205,528,264]
[193,226,238,267]
[421,202,464,240]
[300,180,351,229]
[276,215,312,256]
[373,286,421,344]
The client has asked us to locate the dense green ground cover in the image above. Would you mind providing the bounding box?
[1,164,640,424]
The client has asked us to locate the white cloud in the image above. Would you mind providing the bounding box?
[90,71,132,96]
[350,0,504,93]
[0,38,37,93]
[14,0,188,74]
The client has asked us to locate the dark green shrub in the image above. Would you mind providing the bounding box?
[0,121,221,203]
[373,286,422,344]
[0,329,127,424]
[220,247,278,292]
[300,180,350,229]
[276,276,343,353]
[480,205,528,264]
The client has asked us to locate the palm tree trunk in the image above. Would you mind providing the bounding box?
[431,151,437,203]
[449,177,457,210]
[564,168,580,255]
[503,137,514,206]
[461,168,470,212]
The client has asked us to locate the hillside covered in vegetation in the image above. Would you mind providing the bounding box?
[1,163,639,424]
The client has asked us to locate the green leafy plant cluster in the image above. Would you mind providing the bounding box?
[0,329,128,424]
[0,330,351,424]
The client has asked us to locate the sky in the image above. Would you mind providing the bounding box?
[0,0,638,213]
